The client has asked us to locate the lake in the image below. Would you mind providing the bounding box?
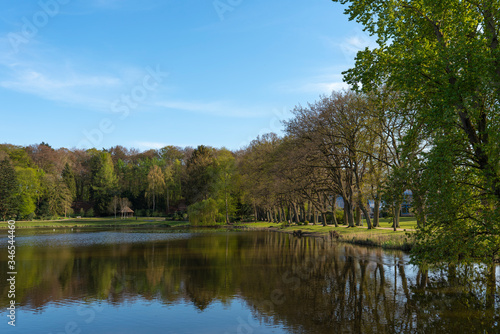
[0,229,499,333]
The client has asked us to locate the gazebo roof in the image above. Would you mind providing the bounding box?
[120,206,134,213]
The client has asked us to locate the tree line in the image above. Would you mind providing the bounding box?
[0,143,235,223]
[0,89,412,231]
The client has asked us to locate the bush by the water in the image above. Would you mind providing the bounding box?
[85,208,94,218]
[188,199,219,226]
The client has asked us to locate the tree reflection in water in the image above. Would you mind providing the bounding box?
[0,231,498,333]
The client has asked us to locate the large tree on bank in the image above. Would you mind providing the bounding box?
[0,159,17,220]
[333,0,500,265]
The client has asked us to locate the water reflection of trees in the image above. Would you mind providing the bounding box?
[0,232,498,333]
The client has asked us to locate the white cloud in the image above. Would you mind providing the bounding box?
[134,141,168,150]
[274,70,350,95]
[0,68,122,110]
[0,49,161,112]
[339,29,378,62]
[155,99,268,118]
[295,81,350,95]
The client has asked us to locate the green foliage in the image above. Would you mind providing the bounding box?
[0,158,18,220]
[89,151,118,215]
[14,167,40,218]
[85,208,95,218]
[334,0,500,265]
[145,165,166,212]
[212,149,237,224]
[184,145,216,204]
[38,173,73,218]
[62,163,76,200]
[334,210,344,225]
[188,198,219,226]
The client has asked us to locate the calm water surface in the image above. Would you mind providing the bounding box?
[0,229,499,333]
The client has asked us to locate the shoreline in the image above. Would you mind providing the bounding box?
[232,225,414,251]
[0,219,414,251]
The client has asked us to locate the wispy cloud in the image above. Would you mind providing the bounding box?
[155,99,268,118]
[274,70,350,95]
[296,81,350,94]
[134,141,168,150]
[0,66,122,110]
[0,48,160,112]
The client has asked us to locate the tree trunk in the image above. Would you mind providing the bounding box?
[486,264,497,309]
[225,188,229,224]
[355,205,362,226]
[344,200,355,227]
[293,202,300,224]
[332,209,338,227]
[331,195,338,227]
[306,201,312,222]
[322,212,328,227]
[373,198,380,227]
[392,202,401,231]
[413,193,426,228]
[166,188,170,214]
[358,199,372,229]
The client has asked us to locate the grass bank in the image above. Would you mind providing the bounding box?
[1,217,416,251]
[0,217,190,228]
[235,219,416,251]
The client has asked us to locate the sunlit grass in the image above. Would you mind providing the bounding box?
[236,220,415,251]
[0,217,190,228]
[2,217,416,251]
[371,217,417,229]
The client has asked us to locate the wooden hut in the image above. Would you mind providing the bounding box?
[120,206,134,219]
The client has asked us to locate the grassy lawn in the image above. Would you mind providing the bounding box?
[236,219,416,251]
[0,217,190,228]
[2,217,416,251]
[372,217,417,230]
[236,217,417,232]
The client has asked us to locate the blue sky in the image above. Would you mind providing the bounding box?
[0,0,375,151]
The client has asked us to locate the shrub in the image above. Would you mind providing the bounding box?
[335,209,345,225]
[85,208,94,217]
[188,199,219,226]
